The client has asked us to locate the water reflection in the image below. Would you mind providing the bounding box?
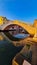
[13,34,30,38]
[0,40,23,65]
[0,34,31,65]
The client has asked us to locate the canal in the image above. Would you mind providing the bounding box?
[0,40,23,65]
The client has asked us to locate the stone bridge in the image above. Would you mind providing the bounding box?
[0,16,37,46]
[0,16,37,65]
[0,19,37,46]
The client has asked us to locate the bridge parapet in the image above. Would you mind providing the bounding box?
[12,20,36,35]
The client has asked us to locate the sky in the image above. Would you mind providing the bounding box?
[0,0,37,23]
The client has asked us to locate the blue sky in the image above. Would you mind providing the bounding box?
[0,0,37,23]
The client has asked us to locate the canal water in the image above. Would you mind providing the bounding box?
[0,40,23,65]
[0,34,32,65]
